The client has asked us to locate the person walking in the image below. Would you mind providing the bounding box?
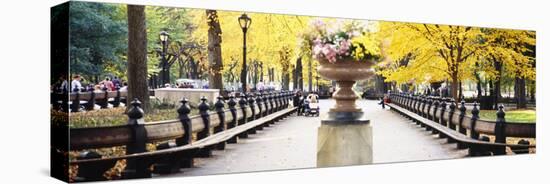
[293,91,303,115]
[300,93,308,115]
[378,94,388,109]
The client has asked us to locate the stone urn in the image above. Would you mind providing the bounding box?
[317,58,375,120]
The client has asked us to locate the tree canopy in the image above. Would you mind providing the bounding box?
[66,2,536,104]
[190,10,311,85]
[69,2,127,80]
[377,21,535,100]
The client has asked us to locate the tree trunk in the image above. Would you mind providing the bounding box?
[308,57,312,92]
[270,68,275,82]
[152,75,158,89]
[282,72,290,90]
[493,59,502,110]
[190,58,198,79]
[260,64,264,82]
[178,58,184,79]
[253,62,258,88]
[127,5,150,112]
[450,74,459,102]
[529,80,535,101]
[458,80,463,101]
[401,84,409,93]
[476,75,482,101]
[494,80,501,110]
[296,57,303,91]
[206,10,223,90]
[515,77,527,109]
[268,68,272,82]
[292,67,297,90]
[375,75,385,97]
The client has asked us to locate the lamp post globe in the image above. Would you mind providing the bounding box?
[159,31,169,43]
[238,13,252,31]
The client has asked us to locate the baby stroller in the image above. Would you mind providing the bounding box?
[303,94,320,117]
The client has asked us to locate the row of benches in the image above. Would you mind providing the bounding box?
[387,92,535,156]
[68,91,296,182]
[51,88,129,112]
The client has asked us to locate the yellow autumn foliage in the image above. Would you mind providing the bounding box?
[377,21,535,99]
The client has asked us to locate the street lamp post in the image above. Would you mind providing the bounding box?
[159,31,169,86]
[238,13,251,92]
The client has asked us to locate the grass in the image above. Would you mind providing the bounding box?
[66,98,200,128]
[478,109,536,123]
[68,108,192,128]
[63,98,213,181]
[480,134,536,154]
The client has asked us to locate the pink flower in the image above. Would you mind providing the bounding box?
[313,37,322,45]
[338,39,351,55]
[321,44,338,63]
[321,44,332,56]
[313,44,323,57]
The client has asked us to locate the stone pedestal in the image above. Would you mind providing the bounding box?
[317,114,372,167]
[154,88,219,105]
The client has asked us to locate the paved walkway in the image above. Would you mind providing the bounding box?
[162,99,467,177]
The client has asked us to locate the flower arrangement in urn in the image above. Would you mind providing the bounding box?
[309,19,381,63]
[306,19,381,115]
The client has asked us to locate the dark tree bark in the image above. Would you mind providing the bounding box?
[374,74,385,97]
[279,47,291,90]
[189,57,198,79]
[259,63,264,82]
[282,72,290,90]
[308,57,312,92]
[475,72,482,101]
[489,80,494,98]
[268,68,271,82]
[253,61,258,88]
[515,77,527,109]
[178,58,185,79]
[292,67,297,90]
[529,80,535,101]
[127,5,150,112]
[296,57,303,91]
[269,68,274,82]
[458,80,463,100]
[492,57,503,110]
[206,10,223,90]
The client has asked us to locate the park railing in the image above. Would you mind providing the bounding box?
[387,92,535,156]
[68,91,296,182]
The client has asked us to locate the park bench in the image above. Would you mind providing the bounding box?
[68,88,128,112]
[66,91,295,182]
[387,93,535,156]
[51,87,128,112]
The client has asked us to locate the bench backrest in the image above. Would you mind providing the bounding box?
[388,93,536,139]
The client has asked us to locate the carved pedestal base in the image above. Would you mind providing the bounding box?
[317,117,372,167]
